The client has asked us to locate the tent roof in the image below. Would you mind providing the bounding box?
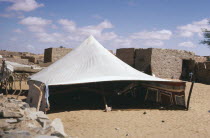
[30,36,171,86]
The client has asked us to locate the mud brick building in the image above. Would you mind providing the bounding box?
[117,48,195,79]
[116,48,135,67]
[44,47,72,63]
[195,62,210,84]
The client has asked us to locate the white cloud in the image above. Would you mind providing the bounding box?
[114,37,132,47]
[19,16,51,26]
[19,16,51,32]
[58,19,76,32]
[10,37,18,41]
[129,29,172,47]
[26,44,35,50]
[0,12,24,18]
[144,40,164,47]
[35,32,64,43]
[178,41,196,48]
[98,32,117,41]
[19,17,173,50]
[58,19,115,41]
[13,28,23,33]
[0,13,14,18]
[92,14,104,20]
[177,18,210,37]
[1,0,44,12]
[130,30,172,40]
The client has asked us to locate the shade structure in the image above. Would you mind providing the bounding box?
[30,36,170,86]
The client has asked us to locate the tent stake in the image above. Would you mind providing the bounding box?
[186,81,194,110]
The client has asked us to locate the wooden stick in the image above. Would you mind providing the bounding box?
[5,81,8,96]
[0,82,2,94]
[186,81,195,110]
[33,84,43,111]
[12,81,17,95]
[103,96,108,109]
[16,80,22,99]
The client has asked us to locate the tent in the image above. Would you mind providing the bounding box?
[27,36,186,111]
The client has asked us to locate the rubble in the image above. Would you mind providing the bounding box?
[0,94,69,138]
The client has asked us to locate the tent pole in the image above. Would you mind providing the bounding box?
[100,82,112,112]
[33,84,43,111]
[186,81,194,110]
[103,95,108,110]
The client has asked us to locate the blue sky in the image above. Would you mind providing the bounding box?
[0,0,209,56]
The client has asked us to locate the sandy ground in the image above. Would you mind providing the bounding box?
[48,82,210,138]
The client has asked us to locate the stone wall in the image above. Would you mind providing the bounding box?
[0,94,68,137]
[194,56,207,62]
[135,48,152,73]
[116,48,195,79]
[44,47,72,63]
[21,56,37,64]
[151,49,195,79]
[195,62,210,84]
[116,48,135,67]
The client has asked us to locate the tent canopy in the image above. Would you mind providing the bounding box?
[30,36,173,86]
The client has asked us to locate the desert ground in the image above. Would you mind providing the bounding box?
[47,82,210,138]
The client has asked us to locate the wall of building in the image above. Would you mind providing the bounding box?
[195,62,210,84]
[151,49,195,79]
[194,56,207,62]
[44,47,72,63]
[116,48,135,67]
[135,48,152,74]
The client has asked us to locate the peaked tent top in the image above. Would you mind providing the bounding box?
[30,36,170,86]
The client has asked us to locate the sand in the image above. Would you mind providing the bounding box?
[48,82,210,138]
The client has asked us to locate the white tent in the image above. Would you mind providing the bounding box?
[30,36,170,86]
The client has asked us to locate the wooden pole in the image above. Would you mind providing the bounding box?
[12,81,17,95]
[0,82,2,94]
[16,80,22,99]
[33,84,43,111]
[186,81,194,110]
[103,95,108,110]
[5,81,8,96]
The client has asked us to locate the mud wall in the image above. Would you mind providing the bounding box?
[196,62,210,84]
[135,48,152,73]
[151,49,195,79]
[44,47,72,63]
[116,48,135,67]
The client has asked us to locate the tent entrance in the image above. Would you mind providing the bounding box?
[46,81,186,113]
